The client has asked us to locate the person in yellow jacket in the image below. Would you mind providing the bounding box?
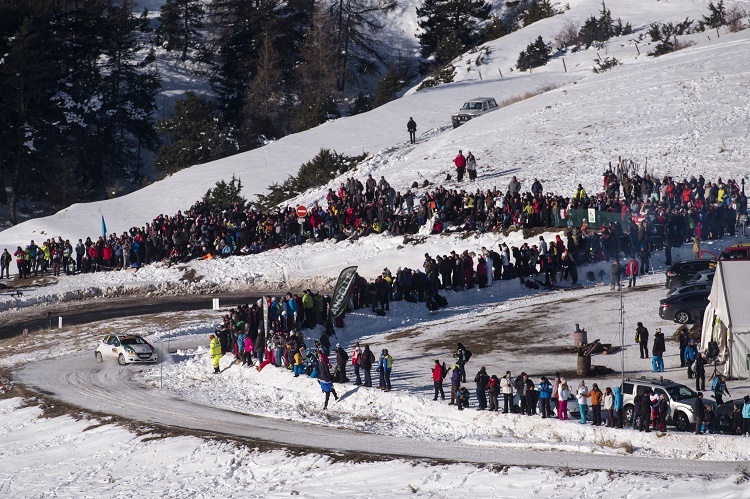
[209,334,223,374]
[573,184,587,202]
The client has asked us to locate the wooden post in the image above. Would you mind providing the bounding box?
[498,68,503,78]
[673,35,678,51]
[634,42,640,55]
[478,70,482,80]
[716,26,720,38]
[562,58,567,73]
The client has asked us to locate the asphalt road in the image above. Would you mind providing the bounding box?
[0,293,255,340]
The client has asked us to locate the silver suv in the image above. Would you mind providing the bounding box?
[451,97,498,128]
[622,377,714,431]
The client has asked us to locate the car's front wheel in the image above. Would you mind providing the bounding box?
[117,353,127,366]
[674,411,690,432]
[675,310,691,324]
[95,351,103,363]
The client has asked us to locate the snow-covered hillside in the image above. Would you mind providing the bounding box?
[3,0,749,250]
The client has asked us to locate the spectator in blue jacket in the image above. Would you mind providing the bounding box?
[538,376,553,418]
[449,366,461,406]
[318,379,338,410]
[378,349,392,392]
[684,339,698,379]
[613,386,624,428]
[742,395,750,436]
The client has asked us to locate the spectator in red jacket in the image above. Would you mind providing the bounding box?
[432,360,446,401]
[454,150,466,182]
[626,256,639,287]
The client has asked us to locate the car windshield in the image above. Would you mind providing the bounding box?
[462,102,482,110]
[665,385,697,401]
[120,336,148,345]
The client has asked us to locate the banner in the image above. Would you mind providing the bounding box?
[101,216,107,237]
[330,266,358,319]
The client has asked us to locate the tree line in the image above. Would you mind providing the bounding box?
[1,0,571,224]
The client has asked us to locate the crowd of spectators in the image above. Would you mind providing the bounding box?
[3,162,748,286]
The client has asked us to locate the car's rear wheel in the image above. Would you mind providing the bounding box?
[624,404,634,425]
[117,353,127,366]
[674,411,690,431]
[95,351,103,363]
[675,311,691,324]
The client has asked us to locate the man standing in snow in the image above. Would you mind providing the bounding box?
[407,117,417,144]
[209,334,222,374]
[432,360,446,401]
[318,379,339,410]
[635,322,649,359]
[500,371,514,414]
[378,349,393,391]
[474,366,489,410]
[454,150,466,182]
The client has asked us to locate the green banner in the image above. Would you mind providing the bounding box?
[330,266,358,319]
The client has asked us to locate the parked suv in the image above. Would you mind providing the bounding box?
[451,97,498,128]
[621,377,714,431]
[664,259,715,288]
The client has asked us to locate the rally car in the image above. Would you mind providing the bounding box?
[95,334,158,365]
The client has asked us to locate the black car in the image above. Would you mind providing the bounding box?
[659,289,710,324]
[665,259,716,288]
[715,398,745,434]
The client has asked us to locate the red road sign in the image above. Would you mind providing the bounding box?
[296,205,308,217]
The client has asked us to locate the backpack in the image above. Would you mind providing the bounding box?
[464,349,472,362]
[441,362,448,379]
[711,376,720,391]
[707,341,719,360]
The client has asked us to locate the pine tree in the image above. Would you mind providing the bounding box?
[373,66,403,107]
[328,0,397,91]
[516,35,551,71]
[523,0,558,27]
[203,175,247,211]
[208,0,283,137]
[292,6,340,133]
[416,0,492,60]
[95,0,160,183]
[155,92,237,174]
[157,0,205,61]
[243,35,285,145]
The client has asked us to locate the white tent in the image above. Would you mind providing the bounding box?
[700,261,750,379]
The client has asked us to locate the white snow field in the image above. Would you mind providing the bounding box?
[3,0,750,497]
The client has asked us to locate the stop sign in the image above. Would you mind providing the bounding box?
[296,205,308,217]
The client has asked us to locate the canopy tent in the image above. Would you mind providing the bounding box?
[700,261,750,379]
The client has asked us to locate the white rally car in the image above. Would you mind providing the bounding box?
[95,334,158,365]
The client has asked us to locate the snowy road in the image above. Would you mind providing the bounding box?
[17,354,747,476]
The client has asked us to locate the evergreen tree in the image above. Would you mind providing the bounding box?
[155,92,237,174]
[95,0,160,183]
[373,66,403,107]
[516,35,551,71]
[292,6,340,133]
[157,0,205,61]
[578,2,631,48]
[243,35,286,146]
[328,0,396,91]
[203,175,247,211]
[416,0,492,60]
[523,0,558,27]
[701,1,726,28]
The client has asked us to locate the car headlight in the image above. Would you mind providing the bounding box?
[125,347,135,355]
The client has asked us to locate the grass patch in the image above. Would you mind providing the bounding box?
[180,267,202,284]
[595,435,634,454]
[498,84,560,109]
[385,328,421,342]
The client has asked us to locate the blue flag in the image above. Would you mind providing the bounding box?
[101,215,107,237]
